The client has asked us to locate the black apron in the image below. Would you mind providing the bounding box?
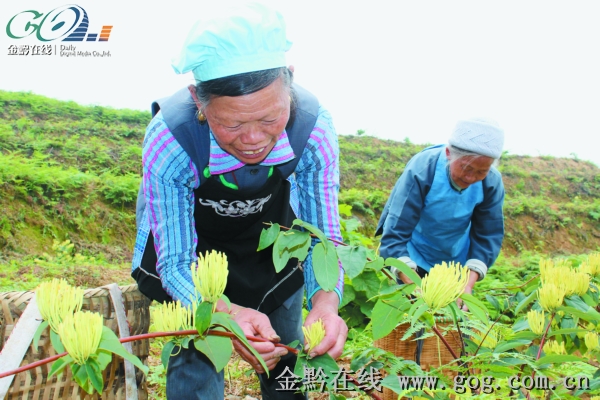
[135,168,303,315]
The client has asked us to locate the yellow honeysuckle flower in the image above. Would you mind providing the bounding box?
[527,310,546,335]
[152,301,194,332]
[587,253,600,276]
[571,272,590,296]
[56,311,103,365]
[539,259,553,277]
[584,332,599,352]
[580,254,600,278]
[36,278,84,332]
[420,262,469,312]
[542,339,566,355]
[303,319,326,353]
[537,284,566,312]
[191,250,229,307]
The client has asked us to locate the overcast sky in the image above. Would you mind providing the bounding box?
[2,1,599,166]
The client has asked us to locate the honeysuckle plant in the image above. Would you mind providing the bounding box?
[34,278,85,350]
[263,221,600,399]
[154,249,269,375]
[33,280,149,395]
[48,310,147,395]
[10,221,600,399]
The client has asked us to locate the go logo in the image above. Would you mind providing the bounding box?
[6,4,112,42]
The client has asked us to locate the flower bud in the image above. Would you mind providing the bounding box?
[420,261,469,312]
[303,319,326,353]
[56,311,103,365]
[36,279,84,332]
[542,339,566,355]
[584,332,599,352]
[191,250,229,306]
[152,301,194,332]
[538,284,566,312]
[527,310,545,335]
[571,272,590,296]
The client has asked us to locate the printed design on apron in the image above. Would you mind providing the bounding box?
[198,194,272,217]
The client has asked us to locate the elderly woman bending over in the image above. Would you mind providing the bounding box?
[376,118,505,299]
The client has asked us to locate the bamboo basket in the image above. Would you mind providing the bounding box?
[374,318,462,400]
[0,284,151,400]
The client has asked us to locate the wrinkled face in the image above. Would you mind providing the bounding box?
[446,148,494,189]
[203,77,290,165]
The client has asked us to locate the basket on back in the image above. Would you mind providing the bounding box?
[0,284,151,400]
[374,317,462,400]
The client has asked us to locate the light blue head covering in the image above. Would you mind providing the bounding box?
[172,2,292,82]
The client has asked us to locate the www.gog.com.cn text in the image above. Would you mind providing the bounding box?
[397,375,591,394]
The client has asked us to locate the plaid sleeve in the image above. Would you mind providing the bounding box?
[294,105,344,309]
[136,113,200,305]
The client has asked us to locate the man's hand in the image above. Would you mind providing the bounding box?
[217,302,287,374]
[303,290,348,359]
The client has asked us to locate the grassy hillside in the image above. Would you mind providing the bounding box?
[1,90,599,268]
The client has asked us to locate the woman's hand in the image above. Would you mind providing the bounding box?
[456,270,480,311]
[217,302,287,374]
[303,290,348,359]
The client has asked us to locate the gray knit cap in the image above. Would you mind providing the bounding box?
[449,118,504,159]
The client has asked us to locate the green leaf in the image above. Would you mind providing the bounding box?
[257,223,280,251]
[292,219,328,245]
[410,302,430,326]
[48,355,73,378]
[195,301,213,336]
[98,326,149,374]
[494,339,532,353]
[161,341,176,369]
[385,257,421,285]
[85,360,104,394]
[312,241,339,292]
[546,328,588,338]
[511,331,538,340]
[272,233,292,273]
[274,229,311,263]
[485,294,502,313]
[210,313,269,376]
[281,229,311,249]
[339,284,355,308]
[535,354,585,366]
[72,363,93,394]
[460,293,489,323]
[287,339,300,349]
[557,306,600,323]
[336,245,367,279]
[219,294,231,312]
[306,352,340,386]
[33,320,48,349]
[581,292,597,308]
[50,329,64,353]
[95,350,112,371]
[514,290,537,315]
[290,234,311,262]
[371,298,405,340]
[193,334,233,373]
[352,270,382,299]
[565,296,600,321]
[365,256,384,272]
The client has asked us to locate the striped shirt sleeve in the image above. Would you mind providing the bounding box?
[141,113,200,305]
[294,105,344,308]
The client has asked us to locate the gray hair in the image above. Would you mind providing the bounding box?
[447,145,500,168]
[193,67,293,111]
